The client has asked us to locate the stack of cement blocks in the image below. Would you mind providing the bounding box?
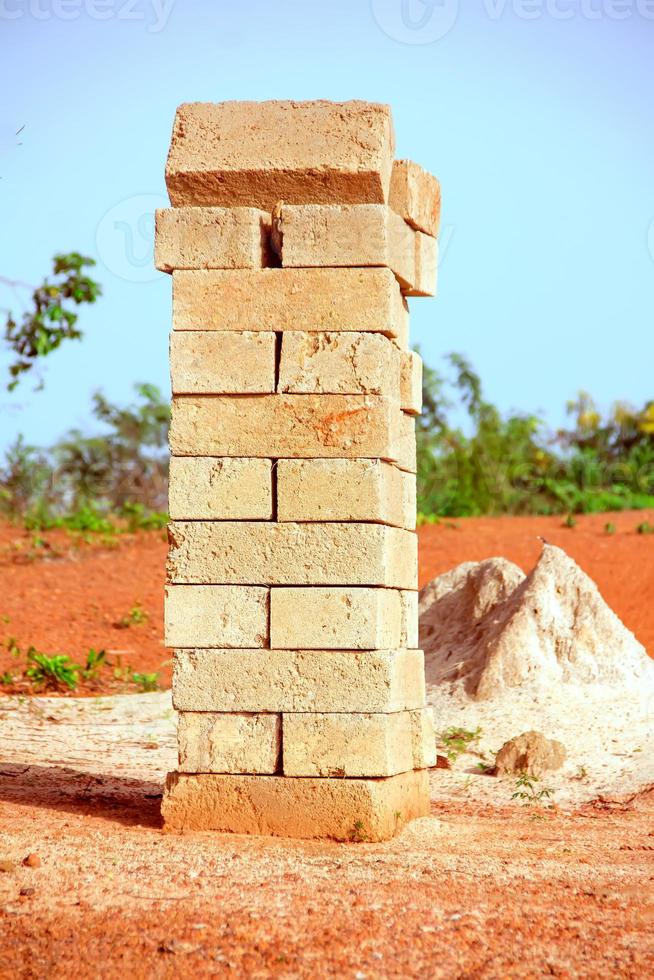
[158,100,441,842]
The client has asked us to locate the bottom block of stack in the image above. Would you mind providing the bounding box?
[162,769,430,841]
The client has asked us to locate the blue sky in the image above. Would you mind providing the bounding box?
[1,0,653,451]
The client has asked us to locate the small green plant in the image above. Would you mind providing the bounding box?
[604,522,616,535]
[117,604,149,628]
[121,502,168,532]
[0,671,13,685]
[25,650,80,691]
[6,637,21,658]
[637,521,654,535]
[511,772,554,808]
[350,819,370,843]
[81,648,107,680]
[438,726,482,763]
[131,671,159,693]
[563,513,577,529]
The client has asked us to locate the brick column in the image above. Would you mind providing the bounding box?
[159,101,441,842]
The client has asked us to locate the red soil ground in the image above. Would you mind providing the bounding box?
[0,509,652,694]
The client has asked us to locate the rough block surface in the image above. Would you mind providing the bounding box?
[400,350,423,415]
[399,590,419,648]
[406,230,438,298]
[276,458,413,529]
[278,332,400,396]
[389,159,441,237]
[282,711,415,778]
[161,769,430,841]
[166,100,395,210]
[164,585,269,648]
[167,521,417,588]
[269,587,402,650]
[168,457,272,521]
[172,268,407,339]
[411,708,437,769]
[155,207,271,272]
[170,394,405,463]
[172,648,426,713]
[170,331,276,394]
[178,712,281,774]
[274,204,415,291]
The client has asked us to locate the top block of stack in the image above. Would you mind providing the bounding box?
[166,100,396,210]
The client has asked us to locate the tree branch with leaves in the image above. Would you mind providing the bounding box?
[2,252,102,391]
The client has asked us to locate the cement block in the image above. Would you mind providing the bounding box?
[269,587,402,650]
[282,711,415,778]
[400,350,423,415]
[172,268,407,340]
[169,394,406,464]
[172,648,426,713]
[164,585,269,648]
[167,522,417,589]
[389,159,441,237]
[411,707,437,769]
[162,769,430,841]
[399,590,419,648]
[165,100,395,210]
[177,712,281,774]
[276,459,413,529]
[155,207,271,272]
[406,230,438,298]
[396,411,417,474]
[168,457,273,521]
[278,332,400,396]
[273,203,416,293]
[170,331,276,394]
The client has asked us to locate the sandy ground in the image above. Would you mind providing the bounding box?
[1,690,654,978]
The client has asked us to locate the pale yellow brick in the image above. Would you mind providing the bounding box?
[170,332,276,394]
[396,411,417,473]
[389,159,441,237]
[162,769,430,841]
[282,711,415,778]
[167,522,417,589]
[170,394,405,463]
[411,707,437,769]
[270,587,402,650]
[274,203,416,292]
[406,230,438,298]
[399,590,419,648]
[166,100,395,210]
[164,585,269,648]
[172,648,426,713]
[401,471,417,530]
[177,712,280,774]
[168,458,272,520]
[276,459,413,529]
[400,350,423,415]
[155,207,271,272]
[172,268,407,340]
[278,332,400,396]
